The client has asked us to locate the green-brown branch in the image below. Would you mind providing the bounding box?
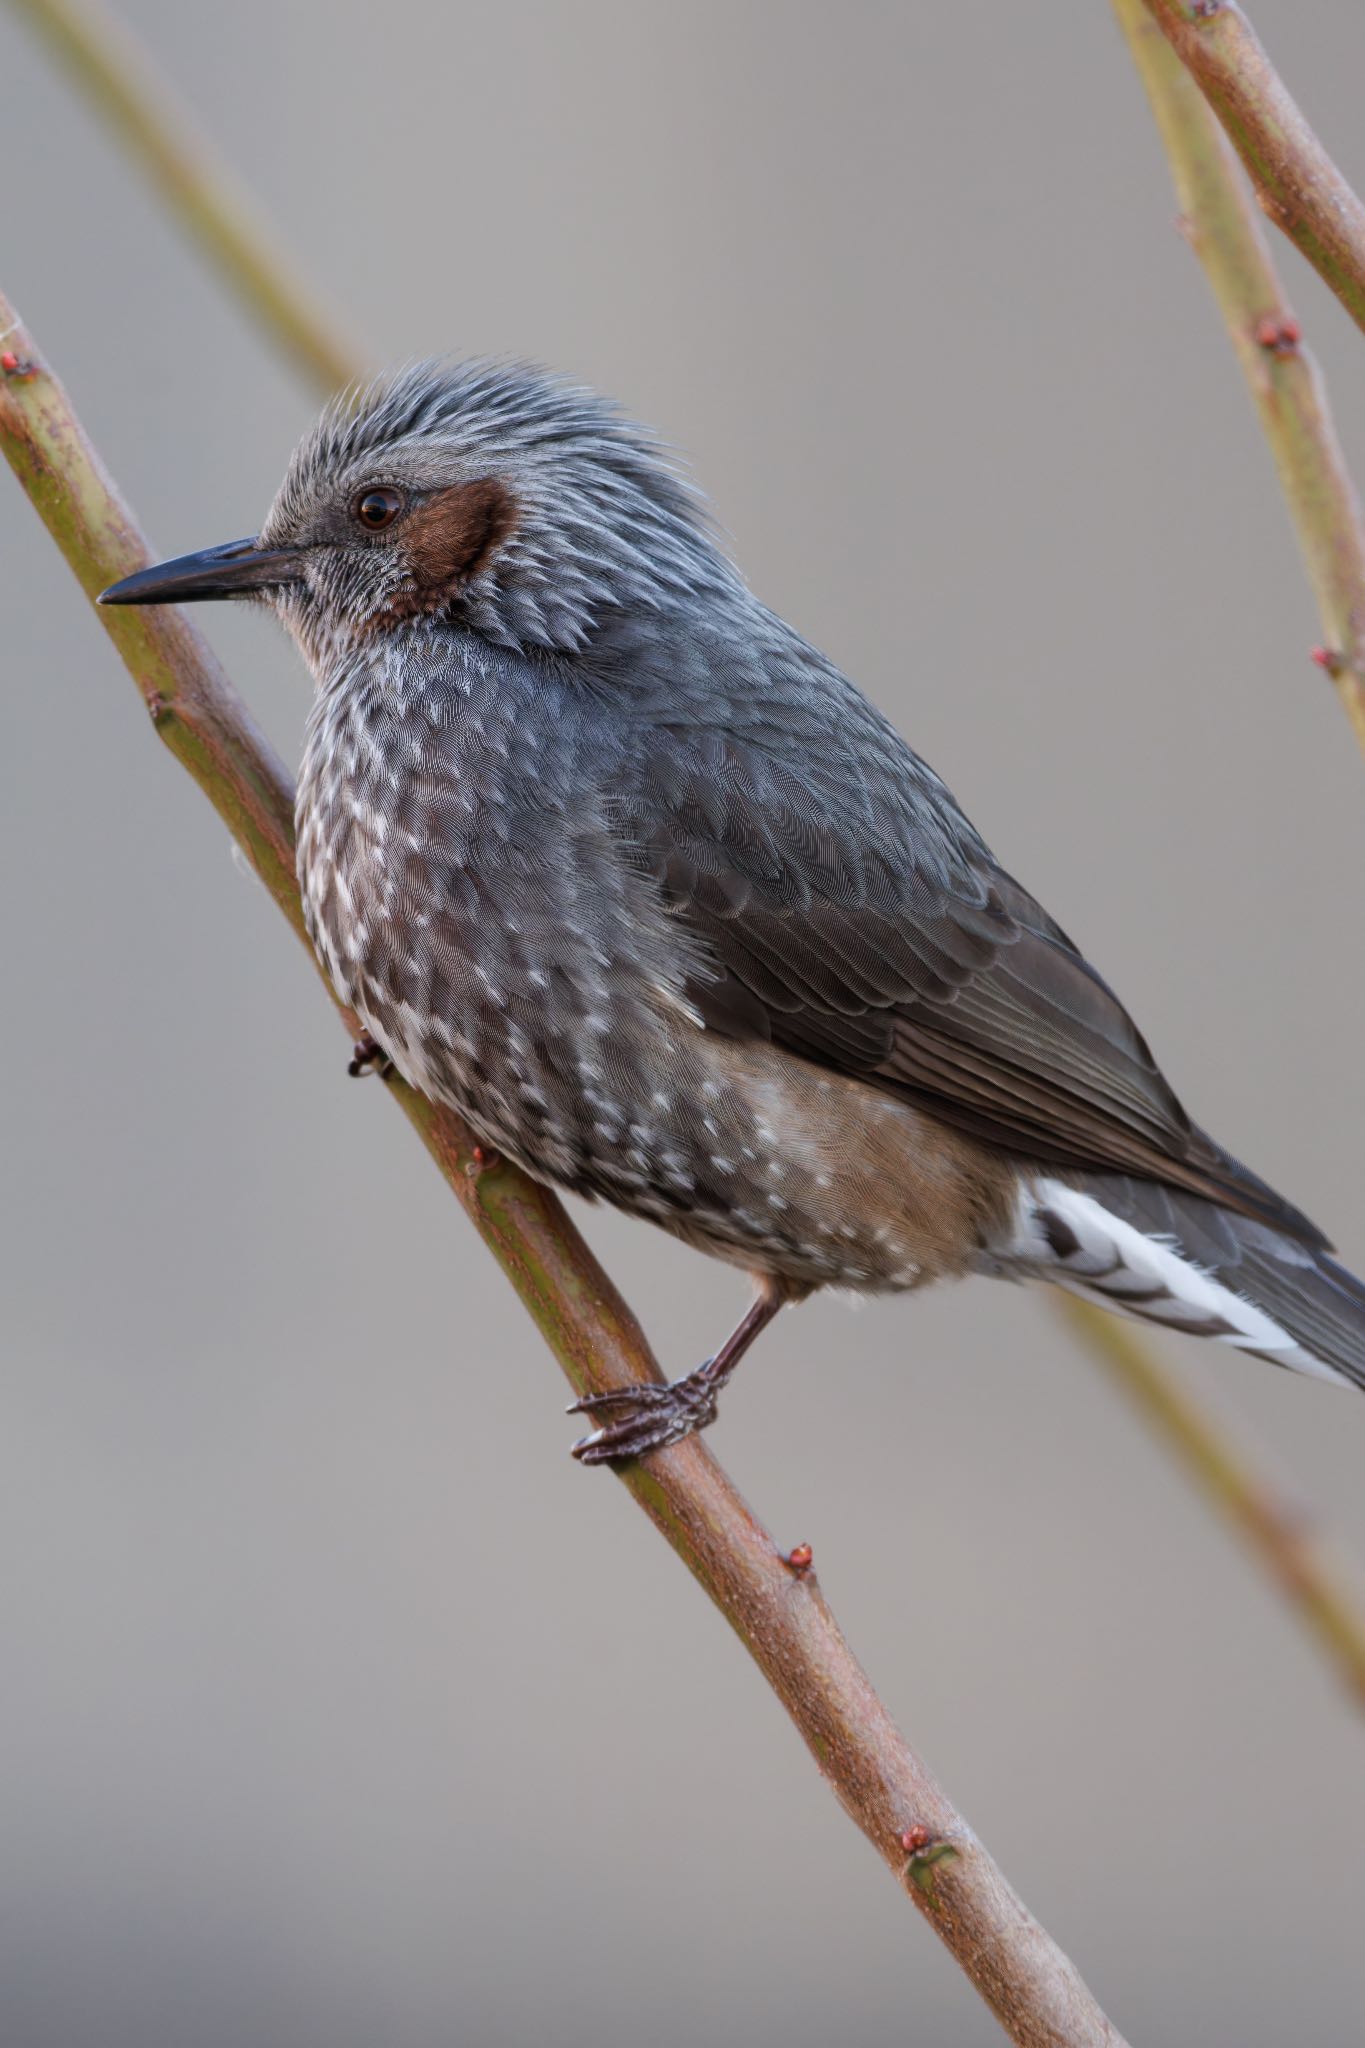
[1140,0,1365,344]
[1119,0,1365,750]
[0,294,1130,2048]
[1090,0,1365,1707]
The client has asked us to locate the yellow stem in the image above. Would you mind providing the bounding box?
[7,0,357,393]
[1059,1298,1365,1710]
[1117,0,1365,754]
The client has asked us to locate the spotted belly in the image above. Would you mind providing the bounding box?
[309,852,1014,1299]
[295,732,1012,1294]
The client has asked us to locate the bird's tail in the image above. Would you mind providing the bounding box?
[994,1169,1365,1391]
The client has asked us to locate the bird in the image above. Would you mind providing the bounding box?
[100,358,1365,1462]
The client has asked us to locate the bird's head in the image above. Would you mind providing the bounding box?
[100,359,735,665]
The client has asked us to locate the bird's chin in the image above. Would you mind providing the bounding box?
[258,585,330,673]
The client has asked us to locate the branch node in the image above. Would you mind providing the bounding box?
[1254,311,1301,355]
[1311,644,1346,677]
[785,1542,814,1574]
[901,1830,960,1905]
[1,350,37,379]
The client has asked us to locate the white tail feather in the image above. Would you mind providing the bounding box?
[996,1178,1348,1388]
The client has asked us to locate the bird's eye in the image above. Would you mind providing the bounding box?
[353,487,405,532]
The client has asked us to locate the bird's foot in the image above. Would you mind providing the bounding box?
[569,1360,725,1464]
[347,1031,393,1080]
[570,1283,794,1466]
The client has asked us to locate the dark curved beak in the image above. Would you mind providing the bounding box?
[98,536,303,606]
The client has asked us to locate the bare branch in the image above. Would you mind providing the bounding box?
[1140,0,1365,343]
[1060,3,1365,1709]
[6,0,356,392]
[0,295,1130,2048]
[1118,0,1365,750]
[1060,1299,1365,1710]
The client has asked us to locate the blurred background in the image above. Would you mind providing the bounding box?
[4,2,1365,2041]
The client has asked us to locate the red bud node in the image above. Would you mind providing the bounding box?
[1254,314,1301,356]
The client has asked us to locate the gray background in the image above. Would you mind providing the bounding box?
[4,3,1365,2042]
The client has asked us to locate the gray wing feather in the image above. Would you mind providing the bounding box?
[608,715,1326,1248]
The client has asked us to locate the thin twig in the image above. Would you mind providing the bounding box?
[1059,1299,1365,1710]
[1118,0,1365,750]
[6,0,356,392]
[1051,0,1365,1711]
[1140,0,1365,344]
[0,295,1129,2048]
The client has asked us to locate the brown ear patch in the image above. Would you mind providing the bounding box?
[388,477,517,619]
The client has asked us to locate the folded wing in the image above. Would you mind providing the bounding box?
[608,719,1325,1248]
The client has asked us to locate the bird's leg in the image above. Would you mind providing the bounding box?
[347,1030,393,1079]
[570,1276,797,1465]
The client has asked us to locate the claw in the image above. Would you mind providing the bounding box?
[568,1284,792,1467]
[567,1380,682,1417]
[568,1370,720,1463]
